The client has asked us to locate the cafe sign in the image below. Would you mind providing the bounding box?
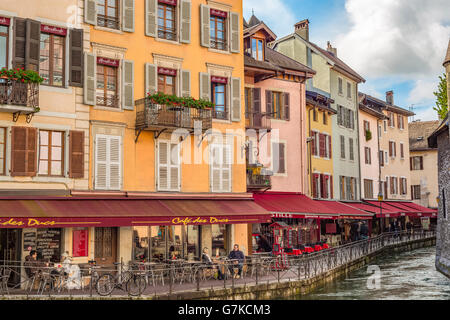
[0,16,11,26]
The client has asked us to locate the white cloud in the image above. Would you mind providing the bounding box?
[407,78,439,104]
[335,0,450,79]
[243,0,296,37]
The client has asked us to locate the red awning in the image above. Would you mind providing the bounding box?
[253,193,372,220]
[395,202,437,217]
[0,198,271,228]
[318,201,373,219]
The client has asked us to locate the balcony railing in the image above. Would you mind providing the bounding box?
[246,112,271,131]
[0,80,39,110]
[135,98,212,132]
[247,166,273,190]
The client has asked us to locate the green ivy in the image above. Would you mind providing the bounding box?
[365,129,372,141]
[0,68,44,84]
[147,92,214,109]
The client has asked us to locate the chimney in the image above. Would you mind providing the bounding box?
[386,90,394,105]
[294,19,309,41]
[327,41,337,57]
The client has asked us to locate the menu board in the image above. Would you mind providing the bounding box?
[36,228,61,262]
[23,230,37,251]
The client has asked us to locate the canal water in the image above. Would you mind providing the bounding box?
[297,246,450,300]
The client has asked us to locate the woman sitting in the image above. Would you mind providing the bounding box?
[201,247,224,280]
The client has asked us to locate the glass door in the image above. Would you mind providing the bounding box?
[0,229,22,285]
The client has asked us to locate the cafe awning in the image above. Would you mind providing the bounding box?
[362,200,437,218]
[0,197,272,228]
[253,193,372,220]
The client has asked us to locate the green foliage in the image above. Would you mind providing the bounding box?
[365,129,372,141]
[147,92,214,109]
[0,67,45,84]
[433,73,448,120]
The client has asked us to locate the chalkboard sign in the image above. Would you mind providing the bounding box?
[36,228,61,262]
[23,230,37,251]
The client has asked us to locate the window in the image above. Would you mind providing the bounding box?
[379,150,384,167]
[271,91,286,120]
[338,78,343,95]
[96,0,120,30]
[341,176,356,200]
[383,120,387,132]
[337,106,343,125]
[320,174,330,199]
[272,142,286,174]
[400,143,404,159]
[378,125,382,138]
[390,176,397,195]
[388,112,395,127]
[338,106,354,129]
[0,127,5,175]
[244,87,251,119]
[385,151,389,164]
[157,73,176,95]
[249,37,264,61]
[211,143,232,192]
[211,80,227,120]
[389,141,396,158]
[398,115,404,129]
[38,130,64,176]
[400,177,407,195]
[0,25,8,69]
[40,31,65,87]
[347,82,351,98]
[210,14,226,50]
[363,120,370,133]
[411,185,421,200]
[311,131,319,157]
[364,179,373,199]
[340,135,345,159]
[94,134,122,190]
[96,62,119,108]
[349,138,354,161]
[323,112,327,125]
[411,156,423,170]
[312,174,320,198]
[313,108,318,122]
[365,147,371,164]
[158,2,176,40]
[157,140,180,191]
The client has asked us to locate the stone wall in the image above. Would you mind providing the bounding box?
[436,130,450,278]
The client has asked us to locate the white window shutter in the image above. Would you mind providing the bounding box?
[108,136,122,190]
[84,0,97,25]
[222,144,232,192]
[210,144,231,192]
[83,52,96,105]
[199,72,211,101]
[122,59,134,110]
[181,70,190,97]
[122,0,135,32]
[180,0,191,44]
[145,63,157,95]
[158,141,169,190]
[229,12,240,53]
[95,135,107,189]
[145,0,157,37]
[169,143,180,190]
[231,77,241,122]
[200,4,210,47]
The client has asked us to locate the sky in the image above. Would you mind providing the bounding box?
[243,0,450,121]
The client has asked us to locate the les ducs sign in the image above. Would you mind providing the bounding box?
[171,217,230,225]
[0,218,56,227]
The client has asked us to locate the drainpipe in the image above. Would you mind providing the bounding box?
[308,105,314,198]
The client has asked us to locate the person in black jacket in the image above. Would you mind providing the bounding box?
[228,244,245,278]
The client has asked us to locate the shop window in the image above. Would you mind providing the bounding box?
[96,62,119,108]
[40,30,65,87]
[72,228,89,257]
[0,127,5,175]
[211,78,227,120]
[158,1,176,40]
[210,13,226,50]
[150,226,167,261]
[97,0,120,30]
[185,225,200,260]
[38,130,64,176]
[211,224,229,257]
[0,25,8,69]
[167,225,183,259]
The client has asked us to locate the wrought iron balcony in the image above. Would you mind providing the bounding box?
[245,112,271,131]
[0,79,39,113]
[246,165,273,191]
[135,98,212,134]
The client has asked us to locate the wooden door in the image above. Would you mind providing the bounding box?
[94,227,117,265]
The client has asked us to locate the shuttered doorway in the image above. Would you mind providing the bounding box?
[94,227,117,265]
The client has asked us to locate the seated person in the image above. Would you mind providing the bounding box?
[228,244,245,279]
[24,250,39,279]
[201,247,224,280]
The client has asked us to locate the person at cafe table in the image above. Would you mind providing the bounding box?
[228,244,244,279]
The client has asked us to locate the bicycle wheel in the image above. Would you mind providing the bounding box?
[96,274,115,296]
[126,274,146,296]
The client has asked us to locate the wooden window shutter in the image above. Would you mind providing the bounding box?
[410,157,413,170]
[26,127,37,176]
[69,130,85,178]
[319,133,325,157]
[230,12,240,53]
[13,17,26,69]
[328,135,332,159]
[180,0,191,44]
[394,142,396,157]
[157,140,169,190]
[266,90,272,117]
[279,143,285,173]
[11,127,30,176]
[145,0,157,37]
[199,72,211,101]
[253,88,261,114]
[389,142,392,157]
[231,77,241,122]
[181,70,191,97]
[310,131,316,156]
[108,136,121,190]
[84,0,98,25]
[69,29,84,87]
[200,4,210,48]
[95,135,108,189]
[312,174,317,198]
[122,60,134,110]
[284,92,290,120]
[330,175,334,199]
[145,63,157,95]
[25,19,41,72]
[420,157,423,170]
[320,174,325,198]
[122,0,135,32]
[84,52,96,105]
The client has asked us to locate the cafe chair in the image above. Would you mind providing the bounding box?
[0,267,11,295]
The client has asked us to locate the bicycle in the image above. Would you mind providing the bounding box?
[95,262,146,296]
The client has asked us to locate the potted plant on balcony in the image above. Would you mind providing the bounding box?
[0,68,44,84]
[365,129,372,141]
[147,92,214,110]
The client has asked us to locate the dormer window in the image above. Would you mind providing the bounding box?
[245,37,264,61]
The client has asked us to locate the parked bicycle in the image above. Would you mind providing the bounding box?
[95,262,146,296]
